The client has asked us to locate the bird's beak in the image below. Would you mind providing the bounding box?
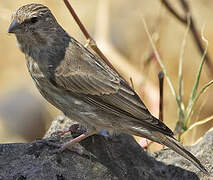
[8,19,20,33]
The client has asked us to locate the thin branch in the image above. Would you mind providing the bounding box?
[63,0,89,39]
[161,0,213,76]
[62,0,122,77]
[158,71,164,121]
[179,0,190,13]
[161,0,186,23]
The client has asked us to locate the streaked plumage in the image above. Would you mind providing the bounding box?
[8,3,207,174]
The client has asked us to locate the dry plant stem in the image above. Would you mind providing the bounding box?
[158,71,164,122]
[161,0,213,76]
[62,0,122,77]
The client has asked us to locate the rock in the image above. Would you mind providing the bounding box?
[0,115,212,180]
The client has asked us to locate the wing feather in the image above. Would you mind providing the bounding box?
[52,39,173,135]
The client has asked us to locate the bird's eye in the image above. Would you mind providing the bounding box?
[30,17,38,24]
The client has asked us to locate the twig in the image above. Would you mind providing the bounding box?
[161,0,213,76]
[158,71,164,121]
[161,0,186,23]
[62,0,121,77]
[157,71,165,148]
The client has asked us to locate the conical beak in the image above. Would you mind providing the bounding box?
[8,19,20,33]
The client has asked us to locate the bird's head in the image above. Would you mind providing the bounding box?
[8,3,57,35]
[8,3,65,53]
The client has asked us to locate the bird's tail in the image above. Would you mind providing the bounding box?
[129,126,208,174]
[149,131,208,174]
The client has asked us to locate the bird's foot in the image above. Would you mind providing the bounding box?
[98,129,114,141]
[42,131,96,155]
[40,137,84,155]
[49,142,84,155]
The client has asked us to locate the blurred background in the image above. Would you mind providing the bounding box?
[0,0,212,150]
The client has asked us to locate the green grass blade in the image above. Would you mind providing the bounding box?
[185,26,208,127]
[142,17,183,115]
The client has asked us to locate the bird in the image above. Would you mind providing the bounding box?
[8,3,207,174]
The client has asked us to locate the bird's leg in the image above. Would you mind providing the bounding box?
[45,130,97,154]
[60,130,96,151]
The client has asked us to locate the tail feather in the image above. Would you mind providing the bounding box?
[129,127,208,174]
[156,133,208,174]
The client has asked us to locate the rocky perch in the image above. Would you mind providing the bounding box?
[0,115,212,180]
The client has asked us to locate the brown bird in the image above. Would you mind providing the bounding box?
[8,3,207,174]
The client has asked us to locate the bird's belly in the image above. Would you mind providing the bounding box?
[31,76,116,130]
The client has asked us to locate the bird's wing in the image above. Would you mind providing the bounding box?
[53,39,173,136]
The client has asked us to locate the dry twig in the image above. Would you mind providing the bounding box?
[62,0,121,76]
[161,0,213,76]
[158,71,164,121]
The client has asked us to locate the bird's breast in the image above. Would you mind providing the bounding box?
[25,56,88,116]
